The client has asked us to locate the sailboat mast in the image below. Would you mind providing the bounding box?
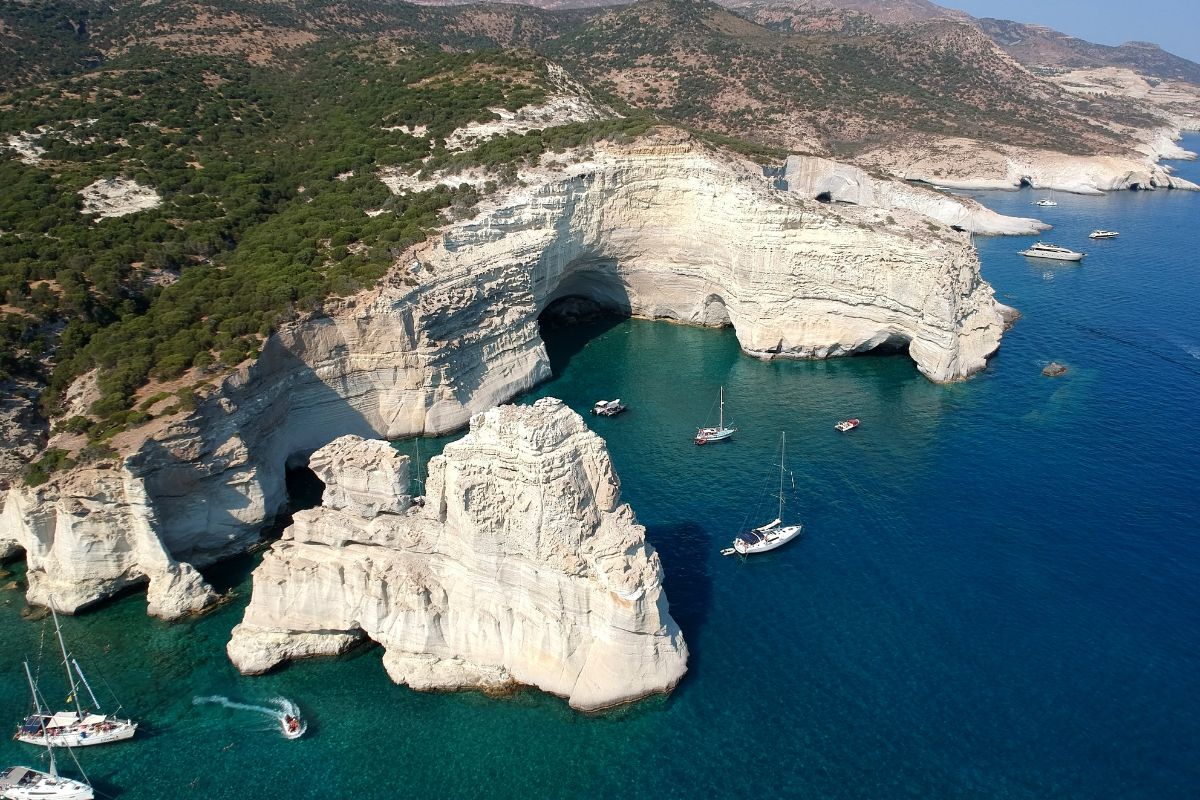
[51,607,84,718]
[778,432,786,521]
[719,387,724,430]
[23,660,44,716]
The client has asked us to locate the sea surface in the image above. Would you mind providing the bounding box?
[2,136,1199,799]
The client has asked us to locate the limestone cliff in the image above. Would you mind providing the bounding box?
[862,132,1200,194]
[1,132,1009,616]
[0,463,217,618]
[781,155,1049,235]
[228,399,688,711]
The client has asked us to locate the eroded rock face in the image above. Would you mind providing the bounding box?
[781,155,1049,235]
[862,133,1200,194]
[0,465,217,618]
[1,133,1009,615]
[228,399,688,711]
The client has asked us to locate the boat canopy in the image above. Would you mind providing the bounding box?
[47,711,82,727]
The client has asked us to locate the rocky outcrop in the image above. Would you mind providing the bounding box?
[1,131,1010,615]
[0,464,218,618]
[862,134,1200,194]
[781,155,1049,234]
[228,399,688,711]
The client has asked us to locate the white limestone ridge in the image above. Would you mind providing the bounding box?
[862,132,1200,194]
[780,155,1049,234]
[0,465,217,618]
[227,399,688,711]
[1,130,1009,616]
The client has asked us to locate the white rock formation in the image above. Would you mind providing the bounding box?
[862,135,1200,194]
[2,130,1009,615]
[781,155,1049,234]
[0,464,217,618]
[228,399,688,711]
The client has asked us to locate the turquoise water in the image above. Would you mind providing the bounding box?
[3,137,1199,798]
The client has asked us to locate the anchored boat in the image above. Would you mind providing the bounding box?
[14,608,137,748]
[591,399,627,417]
[1089,229,1119,239]
[835,418,860,432]
[722,433,803,556]
[2,665,95,800]
[695,387,736,445]
[1018,242,1084,262]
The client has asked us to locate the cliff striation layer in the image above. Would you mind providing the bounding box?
[227,399,688,711]
[1,132,1010,616]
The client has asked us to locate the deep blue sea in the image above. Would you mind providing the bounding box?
[2,135,1199,799]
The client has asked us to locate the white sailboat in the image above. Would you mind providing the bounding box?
[722,433,803,556]
[0,664,95,800]
[1033,190,1057,207]
[14,608,137,748]
[694,386,736,445]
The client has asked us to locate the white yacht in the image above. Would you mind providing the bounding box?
[0,766,93,800]
[14,609,137,748]
[2,665,95,800]
[721,433,803,556]
[591,399,627,417]
[1018,242,1084,262]
[1033,190,1058,207]
[1089,229,1119,239]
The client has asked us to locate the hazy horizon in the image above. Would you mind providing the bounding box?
[939,0,1199,65]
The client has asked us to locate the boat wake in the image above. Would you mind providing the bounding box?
[192,695,307,739]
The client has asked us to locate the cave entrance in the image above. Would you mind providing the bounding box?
[199,459,326,594]
[536,259,634,377]
[858,332,912,356]
[284,461,325,514]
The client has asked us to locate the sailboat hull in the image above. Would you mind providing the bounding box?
[0,766,93,800]
[732,524,803,555]
[695,427,735,444]
[15,716,137,748]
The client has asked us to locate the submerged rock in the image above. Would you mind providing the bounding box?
[228,398,688,711]
[1043,362,1069,377]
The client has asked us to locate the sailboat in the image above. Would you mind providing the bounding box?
[721,433,803,556]
[1032,190,1057,207]
[0,664,95,800]
[14,608,137,748]
[694,387,736,445]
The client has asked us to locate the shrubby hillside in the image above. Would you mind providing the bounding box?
[1,0,1194,484]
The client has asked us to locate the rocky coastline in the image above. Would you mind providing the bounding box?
[0,132,1016,617]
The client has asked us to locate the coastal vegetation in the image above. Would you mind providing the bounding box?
[0,0,1189,476]
[0,44,554,434]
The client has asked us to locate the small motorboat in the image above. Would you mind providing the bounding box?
[1088,229,1119,239]
[834,418,860,432]
[591,399,627,417]
[281,714,304,740]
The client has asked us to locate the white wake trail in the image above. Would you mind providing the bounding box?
[193,695,306,738]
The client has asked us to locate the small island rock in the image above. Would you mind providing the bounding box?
[227,398,688,711]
